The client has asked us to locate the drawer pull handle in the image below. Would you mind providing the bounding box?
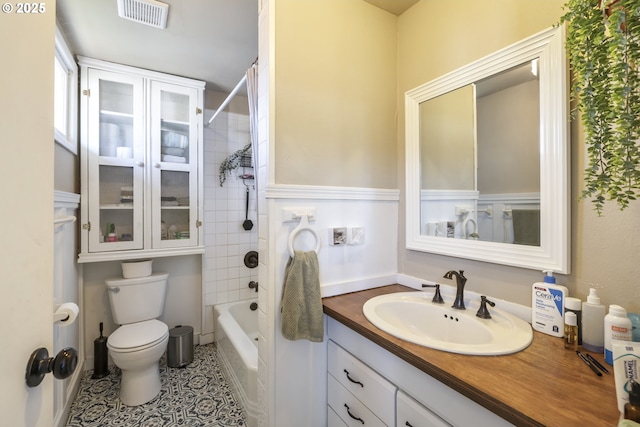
[344,404,364,424]
[343,369,364,387]
[406,422,414,427]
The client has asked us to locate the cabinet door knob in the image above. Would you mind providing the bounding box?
[154,163,161,168]
[136,161,144,167]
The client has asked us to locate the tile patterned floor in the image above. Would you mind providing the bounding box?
[66,344,247,427]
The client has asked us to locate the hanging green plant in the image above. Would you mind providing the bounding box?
[219,143,252,186]
[560,0,640,213]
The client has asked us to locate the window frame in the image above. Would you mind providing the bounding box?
[54,24,78,154]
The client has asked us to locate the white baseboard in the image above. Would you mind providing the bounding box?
[199,332,214,345]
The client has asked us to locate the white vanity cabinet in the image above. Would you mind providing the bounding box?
[328,340,396,426]
[78,57,205,262]
[397,390,450,427]
[327,317,513,427]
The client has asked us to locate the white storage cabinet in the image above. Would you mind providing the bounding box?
[78,57,205,262]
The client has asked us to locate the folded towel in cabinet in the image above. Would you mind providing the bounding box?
[161,147,185,157]
[281,250,323,342]
[161,131,188,148]
[162,154,187,163]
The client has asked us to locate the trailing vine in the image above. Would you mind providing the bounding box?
[219,143,252,186]
[560,0,640,213]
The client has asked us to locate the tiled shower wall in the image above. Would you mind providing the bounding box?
[203,109,258,309]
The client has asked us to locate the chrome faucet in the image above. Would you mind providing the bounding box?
[443,270,467,310]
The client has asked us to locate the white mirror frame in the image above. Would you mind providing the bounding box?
[405,26,570,273]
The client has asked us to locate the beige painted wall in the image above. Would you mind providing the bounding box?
[477,80,539,194]
[420,85,475,190]
[274,0,397,188]
[54,143,79,193]
[398,0,640,312]
[204,89,249,115]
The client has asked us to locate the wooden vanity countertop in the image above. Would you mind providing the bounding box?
[322,284,620,427]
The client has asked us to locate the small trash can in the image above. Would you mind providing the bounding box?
[167,325,194,368]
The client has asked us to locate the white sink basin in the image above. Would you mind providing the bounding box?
[363,292,532,356]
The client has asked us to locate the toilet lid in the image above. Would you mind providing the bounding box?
[107,319,168,351]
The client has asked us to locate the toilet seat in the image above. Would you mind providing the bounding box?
[108,319,169,353]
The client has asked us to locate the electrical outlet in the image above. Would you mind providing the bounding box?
[329,228,347,246]
[348,227,365,245]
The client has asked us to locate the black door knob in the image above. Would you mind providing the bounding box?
[25,347,78,387]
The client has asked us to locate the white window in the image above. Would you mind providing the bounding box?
[54,24,78,154]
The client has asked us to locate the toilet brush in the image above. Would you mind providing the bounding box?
[91,322,110,379]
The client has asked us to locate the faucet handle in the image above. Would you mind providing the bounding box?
[476,295,495,319]
[421,283,445,304]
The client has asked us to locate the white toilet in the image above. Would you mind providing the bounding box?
[105,272,170,406]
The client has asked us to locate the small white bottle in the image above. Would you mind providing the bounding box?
[532,270,568,337]
[582,288,606,353]
[604,304,632,365]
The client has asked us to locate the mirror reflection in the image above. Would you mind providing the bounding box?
[420,61,541,245]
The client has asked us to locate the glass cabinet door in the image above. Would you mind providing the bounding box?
[149,81,199,248]
[86,69,145,252]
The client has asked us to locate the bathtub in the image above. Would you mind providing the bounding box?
[214,299,259,426]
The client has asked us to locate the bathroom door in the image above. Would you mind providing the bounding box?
[1,10,55,426]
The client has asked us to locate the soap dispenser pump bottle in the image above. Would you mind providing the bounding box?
[582,288,606,353]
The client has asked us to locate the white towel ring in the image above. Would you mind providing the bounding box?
[288,215,321,258]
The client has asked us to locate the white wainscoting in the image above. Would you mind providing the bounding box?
[53,191,82,427]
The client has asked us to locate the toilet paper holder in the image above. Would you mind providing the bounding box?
[53,302,79,326]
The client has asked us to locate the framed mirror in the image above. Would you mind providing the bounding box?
[405,26,570,273]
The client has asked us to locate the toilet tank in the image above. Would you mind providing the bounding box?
[105,272,169,325]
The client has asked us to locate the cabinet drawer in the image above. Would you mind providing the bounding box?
[328,374,387,427]
[328,340,396,425]
[397,390,451,427]
[328,406,349,427]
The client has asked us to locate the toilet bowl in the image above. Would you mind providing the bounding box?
[107,319,169,406]
[105,272,169,406]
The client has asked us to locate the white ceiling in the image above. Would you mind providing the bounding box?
[56,0,259,94]
[56,0,418,95]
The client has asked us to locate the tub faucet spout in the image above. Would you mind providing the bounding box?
[443,270,467,310]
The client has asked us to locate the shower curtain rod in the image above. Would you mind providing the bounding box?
[206,74,247,126]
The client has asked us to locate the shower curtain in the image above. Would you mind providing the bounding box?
[246,63,258,172]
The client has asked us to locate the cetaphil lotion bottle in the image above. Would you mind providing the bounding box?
[532,270,568,337]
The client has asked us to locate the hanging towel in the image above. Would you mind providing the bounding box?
[281,250,323,342]
[512,209,540,246]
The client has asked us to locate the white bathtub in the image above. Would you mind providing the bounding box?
[214,299,259,426]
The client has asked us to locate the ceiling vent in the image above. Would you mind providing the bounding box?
[117,0,169,29]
